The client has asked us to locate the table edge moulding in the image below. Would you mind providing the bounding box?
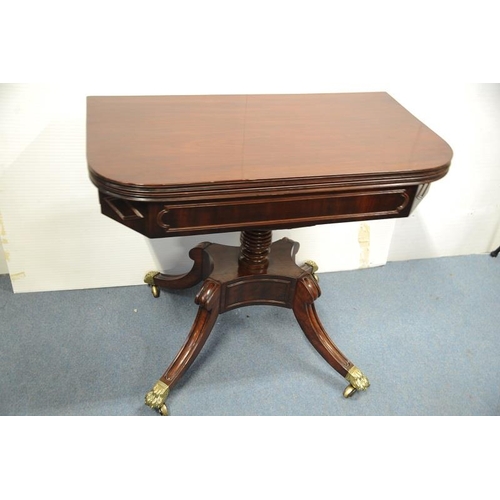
[86,92,452,415]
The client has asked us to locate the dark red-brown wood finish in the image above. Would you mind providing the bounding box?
[87,93,452,414]
[88,93,452,238]
[154,235,354,391]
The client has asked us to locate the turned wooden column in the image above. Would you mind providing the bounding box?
[238,230,273,274]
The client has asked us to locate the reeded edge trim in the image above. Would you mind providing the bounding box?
[88,162,451,202]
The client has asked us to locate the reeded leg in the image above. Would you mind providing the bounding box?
[144,242,213,297]
[145,231,370,414]
[145,279,221,415]
[293,274,369,397]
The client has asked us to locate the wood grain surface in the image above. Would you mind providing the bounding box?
[87,93,452,190]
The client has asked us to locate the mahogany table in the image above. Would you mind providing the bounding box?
[87,93,452,415]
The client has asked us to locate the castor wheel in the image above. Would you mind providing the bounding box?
[144,271,160,298]
[343,385,357,398]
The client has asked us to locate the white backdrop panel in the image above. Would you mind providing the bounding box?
[2,2,499,291]
[0,83,397,293]
[2,83,499,292]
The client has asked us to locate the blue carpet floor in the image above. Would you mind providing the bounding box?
[1,254,499,416]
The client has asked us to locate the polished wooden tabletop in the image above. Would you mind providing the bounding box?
[87,93,452,194]
[87,93,452,237]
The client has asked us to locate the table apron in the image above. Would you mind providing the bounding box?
[100,186,418,238]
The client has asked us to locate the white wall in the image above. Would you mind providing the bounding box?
[1,4,499,291]
[2,83,499,293]
[0,83,399,292]
[388,84,500,261]
[0,200,7,274]
[0,244,8,274]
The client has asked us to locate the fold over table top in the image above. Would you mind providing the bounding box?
[87,93,452,201]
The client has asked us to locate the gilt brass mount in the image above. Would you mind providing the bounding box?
[304,260,319,282]
[343,366,370,398]
[145,380,170,415]
[144,271,160,298]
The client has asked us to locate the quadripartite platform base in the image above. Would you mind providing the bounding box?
[144,230,369,415]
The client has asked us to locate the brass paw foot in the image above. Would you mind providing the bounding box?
[145,380,170,415]
[343,366,370,398]
[144,271,160,298]
[303,260,319,282]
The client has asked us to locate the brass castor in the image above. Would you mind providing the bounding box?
[144,271,160,298]
[303,260,319,282]
[343,366,370,398]
[145,380,170,416]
